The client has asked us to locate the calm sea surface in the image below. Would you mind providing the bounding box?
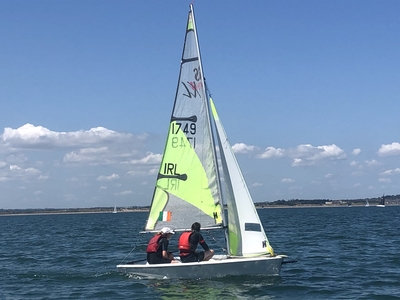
[1,206,400,299]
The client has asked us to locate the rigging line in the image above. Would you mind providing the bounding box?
[206,229,227,254]
[205,79,212,97]
[118,233,144,265]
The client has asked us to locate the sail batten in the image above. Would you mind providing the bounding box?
[182,57,199,63]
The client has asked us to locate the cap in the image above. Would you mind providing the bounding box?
[160,227,175,234]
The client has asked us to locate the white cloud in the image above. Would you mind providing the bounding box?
[378,178,391,183]
[290,144,346,166]
[378,142,400,156]
[97,174,120,181]
[5,154,28,164]
[63,150,100,164]
[116,190,132,196]
[325,173,332,178]
[292,158,303,167]
[63,146,136,166]
[365,159,379,167]
[7,165,41,180]
[381,168,400,175]
[127,166,157,177]
[258,147,284,159]
[2,123,143,149]
[281,178,294,183]
[258,144,345,166]
[352,148,361,155]
[232,143,257,154]
[129,152,162,165]
[252,182,263,187]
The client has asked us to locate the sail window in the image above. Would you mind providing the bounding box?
[244,223,261,232]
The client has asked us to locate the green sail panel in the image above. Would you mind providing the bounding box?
[144,121,222,231]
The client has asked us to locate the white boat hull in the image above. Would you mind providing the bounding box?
[376,205,385,208]
[117,255,284,279]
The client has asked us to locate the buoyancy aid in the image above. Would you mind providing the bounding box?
[178,231,192,256]
[146,234,162,253]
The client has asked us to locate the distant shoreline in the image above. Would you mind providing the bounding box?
[0,208,149,217]
[1,203,399,216]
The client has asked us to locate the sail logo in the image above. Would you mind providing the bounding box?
[193,66,202,81]
[182,80,203,98]
[157,163,187,181]
[181,67,203,98]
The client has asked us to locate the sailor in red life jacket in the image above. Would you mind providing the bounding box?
[178,222,214,263]
[146,227,178,264]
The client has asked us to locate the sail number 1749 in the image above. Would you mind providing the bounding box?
[172,122,196,134]
[171,122,196,148]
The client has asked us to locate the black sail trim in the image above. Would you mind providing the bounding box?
[182,57,199,64]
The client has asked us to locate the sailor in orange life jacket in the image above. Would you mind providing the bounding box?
[178,222,214,263]
[146,227,178,264]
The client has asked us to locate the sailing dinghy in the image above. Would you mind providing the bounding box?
[117,4,285,279]
[377,195,385,207]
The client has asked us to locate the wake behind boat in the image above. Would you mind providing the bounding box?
[117,4,286,279]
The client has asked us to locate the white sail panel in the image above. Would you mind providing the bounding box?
[210,98,274,257]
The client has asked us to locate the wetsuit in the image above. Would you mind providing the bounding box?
[179,231,210,263]
[146,236,172,264]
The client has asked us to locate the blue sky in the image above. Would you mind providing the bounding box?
[1,1,399,209]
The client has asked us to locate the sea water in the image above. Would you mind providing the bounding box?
[1,206,400,299]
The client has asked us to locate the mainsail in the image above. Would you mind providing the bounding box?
[144,6,223,232]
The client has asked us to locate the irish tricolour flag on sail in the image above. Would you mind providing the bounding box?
[158,211,172,222]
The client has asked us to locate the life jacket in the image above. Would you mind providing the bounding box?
[178,231,192,256]
[146,234,162,253]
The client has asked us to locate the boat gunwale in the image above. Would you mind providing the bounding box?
[117,254,284,269]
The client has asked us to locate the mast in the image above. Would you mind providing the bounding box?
[206,81,229,245]
[190,4,224,217]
